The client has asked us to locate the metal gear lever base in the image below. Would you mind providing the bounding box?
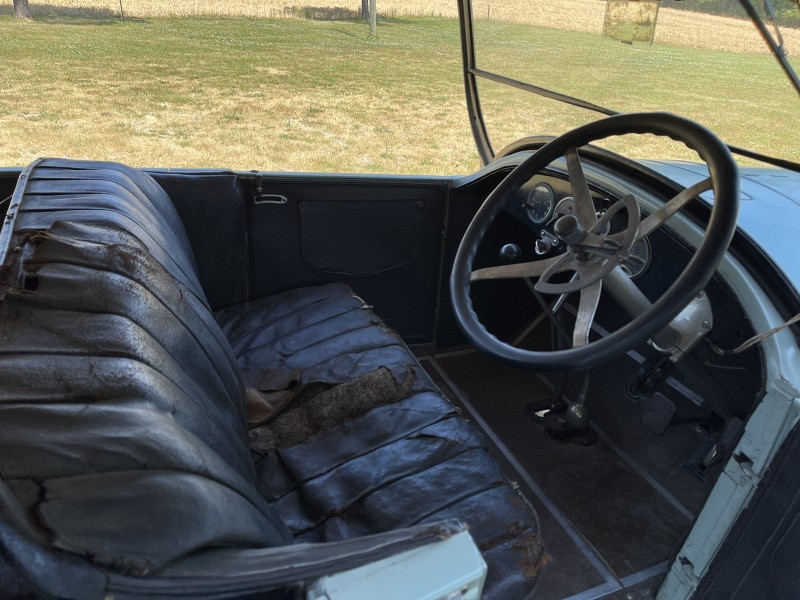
[525,401,598,446]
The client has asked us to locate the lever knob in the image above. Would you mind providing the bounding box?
[499,243,522,263]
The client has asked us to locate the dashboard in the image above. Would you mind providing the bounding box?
[501,171,652,280]
[449,153,767,421]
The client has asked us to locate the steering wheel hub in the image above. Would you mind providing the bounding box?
[535,192,641,295]
[553,214,583,244]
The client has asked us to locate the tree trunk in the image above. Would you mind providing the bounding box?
[368,0,376,35]
[361,0,368,20]
[13,0,32,18]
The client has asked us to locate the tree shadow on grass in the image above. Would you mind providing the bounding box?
[284,6,362,21]
[283,6,405,24]
[0,4,146,25]
[0,4,415,26]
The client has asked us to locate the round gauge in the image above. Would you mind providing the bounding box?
[524,183,555,224]
[621,237,652,279]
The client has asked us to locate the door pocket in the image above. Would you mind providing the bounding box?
[299,199,425,276]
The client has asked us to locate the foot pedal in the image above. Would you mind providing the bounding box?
[685,417,744,481]
[641,392,676,435]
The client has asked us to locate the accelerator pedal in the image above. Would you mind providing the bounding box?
[684,416,744,482]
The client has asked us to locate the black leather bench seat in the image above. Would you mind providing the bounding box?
[0,159,543,599]
[217,283,544,597]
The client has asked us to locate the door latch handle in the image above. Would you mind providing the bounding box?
[255,194,288,205]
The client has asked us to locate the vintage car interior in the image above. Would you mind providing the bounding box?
[2,1,800,600]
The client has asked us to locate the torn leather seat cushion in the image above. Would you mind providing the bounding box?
[217,283,544,599]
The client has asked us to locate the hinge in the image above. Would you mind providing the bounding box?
[731,452,756,483]
[677,556,700,586]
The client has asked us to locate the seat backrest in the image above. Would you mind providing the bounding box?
[9,158,207,305]
[0,159,291,576]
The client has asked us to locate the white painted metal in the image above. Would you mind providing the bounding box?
[306,530,487,600]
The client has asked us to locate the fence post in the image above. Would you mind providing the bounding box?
[369,0,376,35]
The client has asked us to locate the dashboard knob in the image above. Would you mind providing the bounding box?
[499,243,522,263]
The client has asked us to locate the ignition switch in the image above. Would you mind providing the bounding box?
[535,230,559,255]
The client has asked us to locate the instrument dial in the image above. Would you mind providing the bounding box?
[525,183,555,224]
[621,237,652,279]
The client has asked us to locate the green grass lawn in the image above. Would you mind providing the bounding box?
[0,14,798,173]
[0,16,476,173]
[473,18,800,163]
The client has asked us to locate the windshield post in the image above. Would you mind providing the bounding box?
[737,0,800,97]
[457,0,618,166]
[458,0,494,166]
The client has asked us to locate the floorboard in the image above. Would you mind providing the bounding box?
[421,349,707,599]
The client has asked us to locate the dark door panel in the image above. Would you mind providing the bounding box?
[245,175,450,343]
[694,420,800,600]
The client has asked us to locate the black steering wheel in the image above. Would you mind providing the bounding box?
[450,112,739,372]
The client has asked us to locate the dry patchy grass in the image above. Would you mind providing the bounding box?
[472,0,800,56]
[2,0,457,19]
[11,0,800,55]
[0,18,478,173]
[1,6,798,173]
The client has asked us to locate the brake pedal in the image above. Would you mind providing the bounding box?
[641,392,676,435]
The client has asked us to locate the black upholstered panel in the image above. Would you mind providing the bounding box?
[246,177,447,342]
[149,170,249,310]
[298,198,424,275]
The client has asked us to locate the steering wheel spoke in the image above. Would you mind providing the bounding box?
[572,280,602,347]
[470,255,562,282]
[566,148,598,229]
[637,177,712,240]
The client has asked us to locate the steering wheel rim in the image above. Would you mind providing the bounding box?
[449,112,739,372]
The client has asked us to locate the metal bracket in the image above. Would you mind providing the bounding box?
[651,290,714,362]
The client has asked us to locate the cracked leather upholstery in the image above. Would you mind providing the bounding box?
[0,159,542,598]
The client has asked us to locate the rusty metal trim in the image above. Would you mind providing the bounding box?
[0,158,44,269]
